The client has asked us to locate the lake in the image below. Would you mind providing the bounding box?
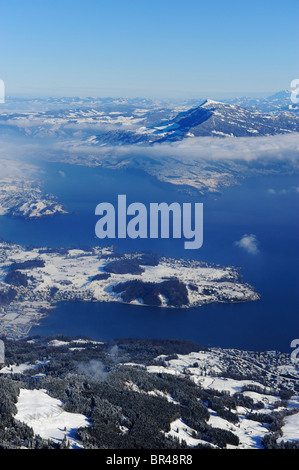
[1,162,298,351]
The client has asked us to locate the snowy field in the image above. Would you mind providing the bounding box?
[15,389,90,449]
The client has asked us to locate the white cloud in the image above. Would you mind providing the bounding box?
[235,234,259,255]
[267,186,299,196]
[54,132,299,169]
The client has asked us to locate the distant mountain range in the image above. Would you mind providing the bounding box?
[145,98,299,142]
[226,90,299,115]
[95,96,299,145]
[1,91,299,145]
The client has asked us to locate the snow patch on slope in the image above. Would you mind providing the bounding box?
[15,389,90,448]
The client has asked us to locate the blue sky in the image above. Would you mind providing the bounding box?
[1,0,298,99]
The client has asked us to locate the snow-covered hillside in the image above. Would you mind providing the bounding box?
[1,336,298,450]
[15,389,90,449]
[129,348,299,449]
[0,177,67,219]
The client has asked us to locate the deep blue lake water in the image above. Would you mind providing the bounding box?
[1,162,298,351]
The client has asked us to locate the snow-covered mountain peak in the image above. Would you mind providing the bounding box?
[200,98,225,107]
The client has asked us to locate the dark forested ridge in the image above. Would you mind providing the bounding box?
[113,278,189,307]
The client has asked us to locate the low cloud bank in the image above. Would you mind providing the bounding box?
[1,132,299,177]
[57,132,299,166]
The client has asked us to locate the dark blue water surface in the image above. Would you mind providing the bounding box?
[1,162,298,351]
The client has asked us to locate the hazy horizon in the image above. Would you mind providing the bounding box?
[2,89,289,102]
